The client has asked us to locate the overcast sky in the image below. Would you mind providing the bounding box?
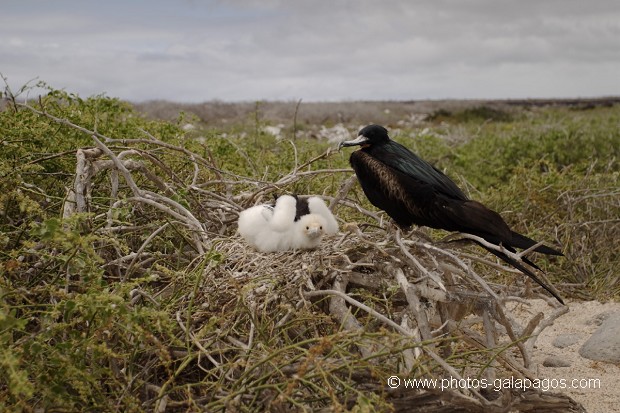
[2,0,619,102]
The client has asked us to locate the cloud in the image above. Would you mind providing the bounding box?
[1,0,619,101]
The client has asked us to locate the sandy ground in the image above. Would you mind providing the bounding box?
[511,299,620,413]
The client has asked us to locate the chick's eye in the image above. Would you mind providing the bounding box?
[306,226,309,230]
[320,226,323,230]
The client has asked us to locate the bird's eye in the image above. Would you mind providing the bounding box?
[320,226,323,230]
[306,226,309,230]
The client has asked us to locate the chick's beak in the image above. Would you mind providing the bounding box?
[305,224,323,239]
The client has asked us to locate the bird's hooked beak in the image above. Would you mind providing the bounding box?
[338,134,369,150]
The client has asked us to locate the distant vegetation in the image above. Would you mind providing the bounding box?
[426,106,514,123]
[132,97,620,128]
[1,83,619,411]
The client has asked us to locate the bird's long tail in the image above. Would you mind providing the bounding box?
[509,231,564,256]
[482,246,564,305]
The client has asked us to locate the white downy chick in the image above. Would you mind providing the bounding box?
[239,195,319,252]
[289,213,329,250]
[306,196,339,235]
[238,195,338,252]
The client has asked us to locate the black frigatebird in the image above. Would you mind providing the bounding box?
[339,124,564,304]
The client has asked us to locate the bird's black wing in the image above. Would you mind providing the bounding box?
[294,196,310,221]
[369,141,468,201]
